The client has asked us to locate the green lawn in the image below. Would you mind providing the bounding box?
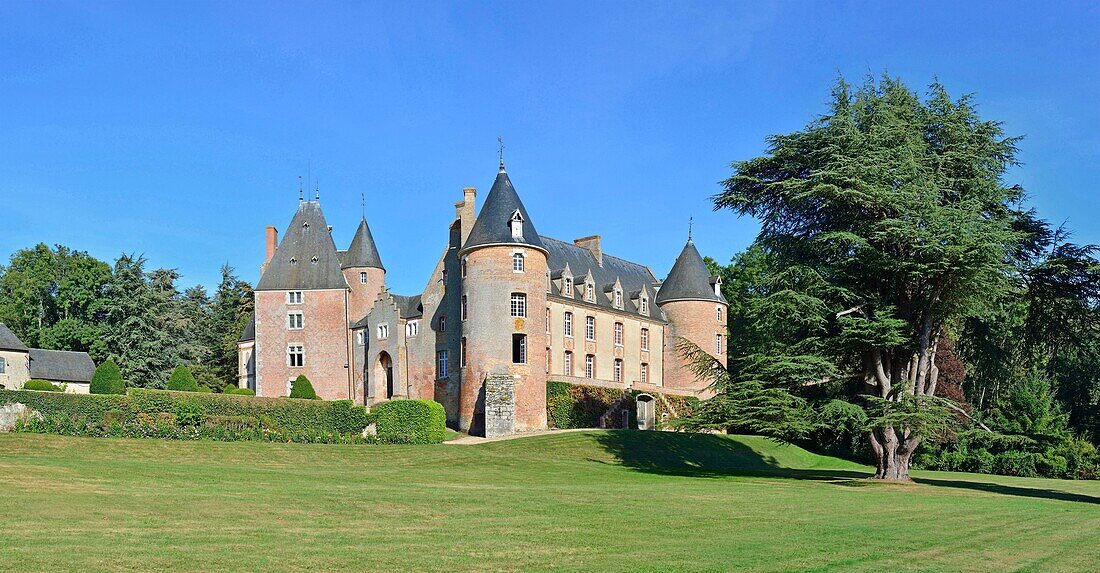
[1,431,1098,572]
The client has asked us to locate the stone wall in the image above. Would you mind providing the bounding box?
[483,374,515,437]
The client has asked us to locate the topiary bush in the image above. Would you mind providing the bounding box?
[223,386,255,396]
[372,399,447,444]
[167,366,200,392]
[90,360,126,395]
[22,379,61,392]
[289,375,318,400]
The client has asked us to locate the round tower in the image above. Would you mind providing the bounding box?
[656,239,728,394]
[342,217,386,323]
[458,163,549,433]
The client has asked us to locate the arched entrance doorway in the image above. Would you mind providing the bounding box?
[375,352,394,399]
[636,394,655,430]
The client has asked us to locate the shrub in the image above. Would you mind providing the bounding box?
[0,389,127,421]
[224,386,255,396]
[175,401,206,427]
[22,379,61,392]
[289,375,318,400]
[544,381,627,429]
[104,409,127,426]
[90,360,126,395]
[372,399,447,444]
[167,366,200,392]
[329,400,371,434]
[994,451,1039,477]
[127,388,348,434]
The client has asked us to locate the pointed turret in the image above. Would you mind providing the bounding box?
[342,217,385,271]
[656,240,725,305]
[461,166,546,254]
[256,201,346,291]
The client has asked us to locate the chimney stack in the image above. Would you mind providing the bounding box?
[264,226,278,265]
[575,235,603,267]
[456,187,477,245]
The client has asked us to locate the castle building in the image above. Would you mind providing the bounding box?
[238,161,727,433]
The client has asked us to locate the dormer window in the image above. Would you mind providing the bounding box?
[289,257,298,265]
[510,210,524,240]
[640,297,649,315]
[302,222,310,229]
[714,276,723,296]
[513,252,525,273]
[613,289,623,309]
[310,256,318,264]
[563,277,573,298]
[585,281,595,303]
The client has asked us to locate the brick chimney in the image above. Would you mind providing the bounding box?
[261,226,278,275]
[456,187,477,245]
[575,235,602,267]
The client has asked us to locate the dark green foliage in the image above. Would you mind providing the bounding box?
[546,381,628,429]
[0,390,126,421]
[372,399,447,444]
[175,401,205,426]
[16,414,375,444]
[167,366,200,392]
[328,400,372,434]
[223,386,255,396]
[103,409,127,425]
[288,375,318,400]
[89,360,125,394]
[22,380,62,392]
[916,428,1099,479]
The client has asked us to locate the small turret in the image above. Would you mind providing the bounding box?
[342,216,387,326]
[657,238,728,394]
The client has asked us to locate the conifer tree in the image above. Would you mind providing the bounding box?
[289,375,318,400]
[89,360,125,395]
[167,365,200,392]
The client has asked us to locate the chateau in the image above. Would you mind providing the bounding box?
[237,160,728,433]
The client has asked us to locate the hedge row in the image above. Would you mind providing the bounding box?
[372,399,448,444]
[16,414,377,444]
[915,429,1100,480]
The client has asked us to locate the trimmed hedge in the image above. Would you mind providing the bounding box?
[17,415,375,444]
[289,375,318,400]
[0,390,126,421]
[168,366,200,392]
[22,380,62,392]
[90,360,125,395]
[224,386,255,396]
[372,399,447,444]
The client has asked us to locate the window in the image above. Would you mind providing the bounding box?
[614,322,623,346]
[564,277,573,297]
[585,281,595,302]
[545,307,551,334]
[460,256,468,277]
[437,350,449,379]
[585,316,595,341]
[377,324,389,340]
[717,305,723,322]
[614,359,622,383]
[640,298,648,315]
[716,334,723,355]
[564,312,573,338]
[441,269,447,284]
[564,351,573,376]
[512,334,527,364]
[510,293,527,318]
[439,315,446,332]
[614,290,623,309]
[406,321,419,337]
[641,328,649,351]
[546,348,551,373]
[356,331,365,345]
[287,291,303,304]
[359,272,368,284]
[510,210,524,239]
[585,354,595,379]
[287,345,304,367]
[461,337,467,367]
[287,311,303,330]
[461,295,468,320]
[546,271,551,292]
[513,252,525,272]
[0,356,5,374]
[640,363,648,384]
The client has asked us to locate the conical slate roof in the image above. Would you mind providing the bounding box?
[0,322,28,352]
[655,240,726,304]
[256,201,349,291]
[342,217,385,271]
[461,166,546,253]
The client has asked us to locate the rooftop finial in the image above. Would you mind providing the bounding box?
[361,192,366,219]
[497,136,505,171]
[314,181,320,202]
[688,216,694,243]
[298,176,304,204]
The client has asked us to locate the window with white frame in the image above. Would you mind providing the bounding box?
[513,252,525,273]
[585,354,595,379]
[717,305,723,322]
[406,321,419,337]
[287,345,304,367]
[512,334,527,364]
[287,291,303,304]
[640,362,648,384]
[585,281,595,302]
[545,348,551,373]
[377,324,389,340]
[0,356,5,374]
[641,328,649,351]
[614,322,623,346]
[356,330,365,345]
[287,311,303,330]
[564,312,573,338]
[564,277,573,297]
[564,351,573,376]
[460,256,468,277]
[585,316,595,341]
[437,350,448,378]
[359,272,368,284]
[614,289,623,309]
[614,359,622,383]
[546,271,551,292]
[640,297,648,315]
[439,315,447,332]
[461,295,468,320]
[545,307,551,334]
[510,293,527,318]
[716,333,723,355]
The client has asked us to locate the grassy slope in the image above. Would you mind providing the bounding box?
[1,431,1098,572]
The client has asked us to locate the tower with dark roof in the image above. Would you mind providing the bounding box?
[456,162,550,432]
[657,238,728,393]
[341,216,387,326]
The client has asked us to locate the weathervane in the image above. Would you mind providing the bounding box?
[688,216,694,242]
[361,192,366,219]
[498,136,505,169]
[298,175,304,203]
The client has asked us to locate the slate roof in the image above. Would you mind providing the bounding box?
[256,201,349,291]
[0,323,28,352]
[542,237,666,322]
[461,166,546,253]
[655,240,726,304]
[351,293,423,328]
[238,311,256,342]
[341,217,385,271]
[28,348,95,383]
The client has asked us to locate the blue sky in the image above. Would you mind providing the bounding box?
[2,1,1098,294]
